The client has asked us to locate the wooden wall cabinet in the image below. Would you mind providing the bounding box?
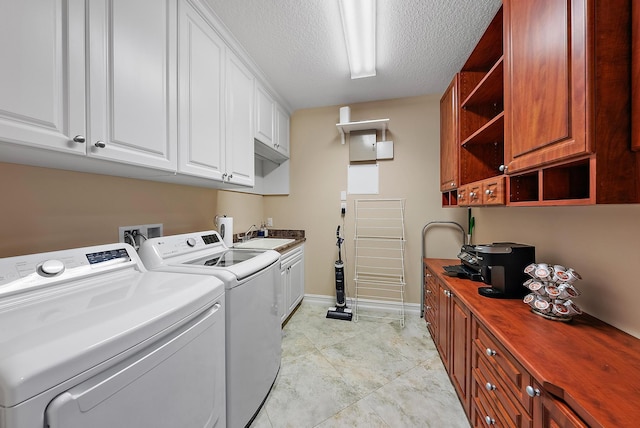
[503,0,639,205]
[440,75,459,194]
[633,0,640,152]
[441,0,640,206]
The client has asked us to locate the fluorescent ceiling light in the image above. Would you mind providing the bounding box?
[339,0,376,79]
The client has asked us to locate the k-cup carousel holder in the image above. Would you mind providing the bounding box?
[522,263,582,322]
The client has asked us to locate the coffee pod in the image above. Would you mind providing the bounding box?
[552,303,571,317]
[562,300,583,315]
[553,270,570,283]
[523,293,536,305]
[533,297,551,313]
[553,264,567,273]
[557,283,580,299]
[565,269,582,283]
[524,263,537,277]
[534,265,551,280]
[527,280,545,294]
[545,284,561,298]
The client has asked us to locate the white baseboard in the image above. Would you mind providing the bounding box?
[303,294,420,316]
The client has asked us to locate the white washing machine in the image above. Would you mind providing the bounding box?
[138,230,281,428]
[0,243,226,428]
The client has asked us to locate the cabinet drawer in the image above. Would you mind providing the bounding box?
[472,386,511,428]
[474,349,532,428]
[473,319,532,413]
[482,176,505,205]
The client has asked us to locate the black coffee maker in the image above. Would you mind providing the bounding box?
[473,243,535,298]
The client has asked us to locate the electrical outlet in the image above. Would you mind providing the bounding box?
[118,223,163,248]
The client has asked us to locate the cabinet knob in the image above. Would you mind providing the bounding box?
[73,135,86,143]
[425,321,431,326]
[499,164,508,172]
[94,141,106,148]
[485,382,496,391]
[426,289,432,294]
[526,385,541,397]
[426,273,432,278]
[425,306,431,310]
[485,416,496,425]
[228,174,233,180]
[222,173,227,179]
[485,348,496,357]
[485,189,493,196]
[450,182,455,187]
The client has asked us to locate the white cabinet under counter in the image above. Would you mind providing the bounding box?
[279,244,305,324]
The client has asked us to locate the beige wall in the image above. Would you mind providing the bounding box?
[0,162,218,257]
[473,205,640,338]
[263,94,467,305]
[216,190,265,236]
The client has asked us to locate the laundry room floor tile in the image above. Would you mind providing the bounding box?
[250,302,470,428]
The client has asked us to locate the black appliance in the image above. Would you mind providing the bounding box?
[445,242,535,298]
[475,242,535,298]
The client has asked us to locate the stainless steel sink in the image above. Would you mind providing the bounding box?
[233,238,295,250]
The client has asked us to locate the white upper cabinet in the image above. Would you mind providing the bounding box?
[0,0,86,154]
[255,82,275,146]
[254,81,290,164]
[177,0,225,180]
[87,0,177,171]
[225,51,255,187]
[275,104,290,158]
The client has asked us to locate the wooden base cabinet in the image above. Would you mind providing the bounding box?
[424,260,593,428]
[424,265,471,414]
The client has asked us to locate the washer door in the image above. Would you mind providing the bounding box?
[44,302,225,428]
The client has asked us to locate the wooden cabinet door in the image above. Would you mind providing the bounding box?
[0,0,86,155]
[450,293,471,413]
[440,75,459,191]
[633,0,640,151]
[177,0,225,180]
[504,0,588,172]
[88,0,177,170]
[436,281,450,363]
[536,391,587,428]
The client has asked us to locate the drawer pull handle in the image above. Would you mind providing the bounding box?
[425,306,431,310]
[485,348,496,357]
[485,382,496,391]
[485,416,496,425]
[526,385,541,397]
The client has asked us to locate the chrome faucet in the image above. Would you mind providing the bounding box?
[242,225,258,242]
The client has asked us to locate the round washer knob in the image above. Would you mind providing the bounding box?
[186,238,196,247]
[40,259,65,276]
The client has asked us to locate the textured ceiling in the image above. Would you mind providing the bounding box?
[204,0,502,112]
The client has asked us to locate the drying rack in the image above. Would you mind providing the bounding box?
[353,199,406,326]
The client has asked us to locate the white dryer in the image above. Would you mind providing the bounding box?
[0,243,226,428]
[138,231,282,428]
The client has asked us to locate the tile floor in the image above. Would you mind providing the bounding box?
[249,302,470,428]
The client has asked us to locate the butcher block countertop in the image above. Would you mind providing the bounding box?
[425,258,640,428]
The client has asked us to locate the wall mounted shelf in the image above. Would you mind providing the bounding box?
[337,118,389,144]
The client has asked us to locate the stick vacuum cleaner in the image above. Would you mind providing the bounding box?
[326,226,353,321]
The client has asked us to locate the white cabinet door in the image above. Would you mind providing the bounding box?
[0,0,86,155]
[87,0,177,171]
[225,51,254,187]
[287,248,304,314]
[279,266,288,324]
[255,82,274,146]
[275,105,290,158]
[177,0,225,180]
